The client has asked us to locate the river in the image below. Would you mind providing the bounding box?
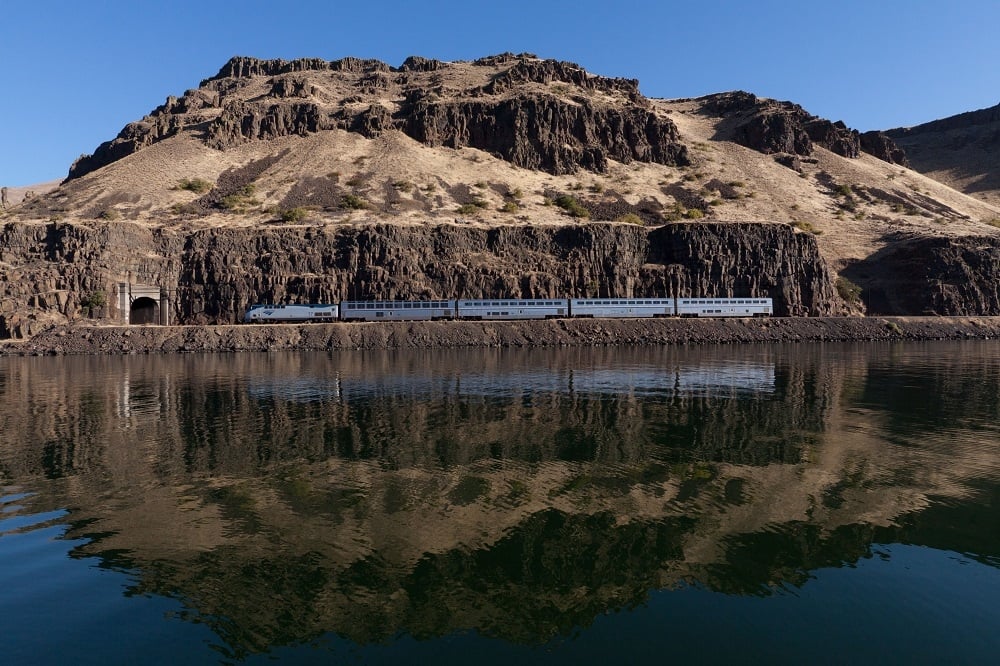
[2,342,1000,664]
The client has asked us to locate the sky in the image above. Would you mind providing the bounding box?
[1,0,998,186]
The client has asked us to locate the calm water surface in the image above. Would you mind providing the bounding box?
[2,342,1000,664]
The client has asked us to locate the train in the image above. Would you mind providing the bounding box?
[243,297,773,323]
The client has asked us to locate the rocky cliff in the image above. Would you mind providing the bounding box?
[67,53,689,180]
[0,221,836,337]
[698,91,907,165]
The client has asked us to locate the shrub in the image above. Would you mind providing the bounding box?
[508,187,523,200]
[617,213,643,225]
[553,194,590,219]
[835,183,853,197]
[175,177,214,194]
[500,201,520,213]
[836,276,862,303]
[392,180,414,193]
[457,199,488,214]
[685,208,704,219]
[81,291,106,309]
[280,207,309,222]
[985,218,1000,229]
[340,194,369,210]
[97,209,120,220]
[793,220,821,235]
[221,184,259,212]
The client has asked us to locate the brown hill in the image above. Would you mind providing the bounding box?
[885,102,1000,208]
[1,53,999,337]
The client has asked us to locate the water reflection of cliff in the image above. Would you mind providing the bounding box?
[3,343,1000,655]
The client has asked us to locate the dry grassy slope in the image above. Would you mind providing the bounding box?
[2,79,998,281]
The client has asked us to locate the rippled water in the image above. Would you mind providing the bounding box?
[2,343,1000,664]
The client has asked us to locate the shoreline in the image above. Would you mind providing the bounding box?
[2,316,999,356]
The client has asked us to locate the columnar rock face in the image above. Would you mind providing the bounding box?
[0,221,838,337]
[842,235,1000,315]
[67,53,689,180]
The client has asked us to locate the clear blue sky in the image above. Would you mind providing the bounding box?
[1,0,997,186]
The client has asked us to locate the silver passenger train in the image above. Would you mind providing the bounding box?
[244,297,773,323]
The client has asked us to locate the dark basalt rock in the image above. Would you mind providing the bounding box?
[700,91,898,162]
[400,96,688,174]
[66,53,688,180]
[400,56,443,72]
[842,235,1000,315]
[859,131,909,166]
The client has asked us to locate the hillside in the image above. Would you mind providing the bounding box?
[0,53,999,337]
[885,102,1000,208]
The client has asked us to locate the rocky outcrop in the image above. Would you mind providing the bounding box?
[841,235,1000,315]
[700,91,905,164]
[66,54,688,181]
[859,130,909,166]
[401,97,687,174]
[0,221,836,337]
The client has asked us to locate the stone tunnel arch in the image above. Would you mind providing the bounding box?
[118,282,170,325]
[130,297,159,325]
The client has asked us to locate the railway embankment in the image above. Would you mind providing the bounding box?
[4,316,1000,356]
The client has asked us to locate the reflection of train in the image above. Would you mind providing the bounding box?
[244,297,773,323]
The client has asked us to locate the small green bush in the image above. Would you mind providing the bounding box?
[175,177,214,194]
[221,184,259,212]
[500,201,520,213]
[340,194,369,210]
[280,207,309,222]
[685,208,704,219]
[836,276,862,303]
[793,220,821,235]
[553,194,590,219]
[617,213,643,225]
[81,290,106,308]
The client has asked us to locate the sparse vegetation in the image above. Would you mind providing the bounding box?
[97,208,120,220]
[685,208,704,219]
[457,198,489,214]
[507,186,523,200]
[836,276,862,303]
[553,194,590,219]
[81,291,106,309]
[392,180,414,192]
[499,201,520,213]
[985,218,1000,229]
[339,194,369,210]
[221,184,260,212]
[174,177,214,194]
[345,175,364,187]
[474,181,487,189]
[617,213,643,225]
[793,220,822,235]
[280,207,309,222]
[588,183,604,194]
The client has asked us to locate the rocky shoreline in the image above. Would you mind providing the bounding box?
[3,316,1000,356]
